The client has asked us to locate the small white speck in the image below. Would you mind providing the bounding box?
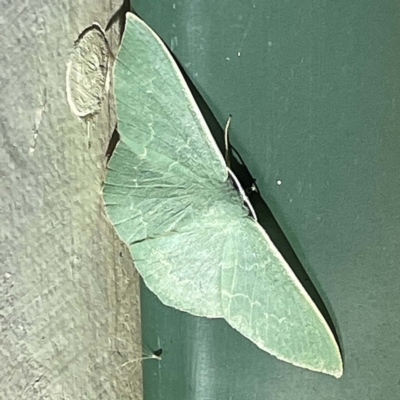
[172,3,176,9]
[194,72,199,77]
[277,180,282,185]
[289,198,293,203]
[5,272,11,279]
[226,57,231,61]
[268,41,272,47]
[237,51,241,57]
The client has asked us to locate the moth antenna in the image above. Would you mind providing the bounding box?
[228,168,258,222]
[224,115,232,168]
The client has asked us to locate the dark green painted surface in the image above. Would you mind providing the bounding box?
[133,1,400,399]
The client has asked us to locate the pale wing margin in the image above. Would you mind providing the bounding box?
[115,13,227,185]
[221,217,343,378]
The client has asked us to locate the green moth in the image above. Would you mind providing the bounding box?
[103,12,343,378]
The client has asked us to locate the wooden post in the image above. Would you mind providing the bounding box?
[1,1,142,399]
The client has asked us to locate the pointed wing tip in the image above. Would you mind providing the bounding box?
[331,365,343,379]
[316,356,343,379]
[291,357,343,379]
[294,359,343,379]
[126,12,142,24]
[124,12,144,30]
[315,348,343,378]
[125,11,136,20]
[329,341,344,378]
[327,370,343,379]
